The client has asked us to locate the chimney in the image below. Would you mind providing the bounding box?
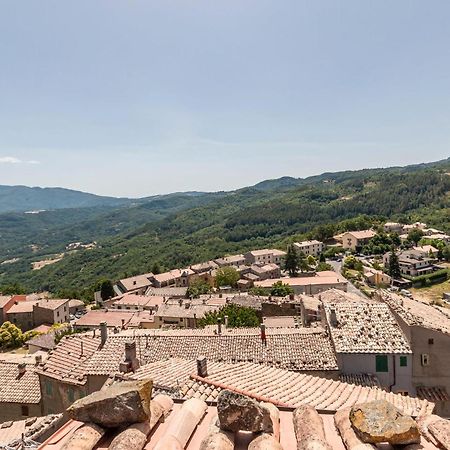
[196,357,208,377]
[120,342,140,373]
[260,324,267,346]
[329,308,338,327]
[100,321,108,346]
[224,315,229,328]
[289,293,294,300]
[217,317,222,335]
[18,363,26,377]
[35,354,42,365]
[179,299,183,307]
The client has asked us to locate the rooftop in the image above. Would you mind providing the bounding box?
[324,302,411,354]
[0,414,62,448]
[254,272,347,288]
[344,229,377,240]
[294,240,323,246]
[74,309,154,329]
[40,327,338,383]
[111,294,164,308]
[118,273,153,292]
[0,360,41,404]
[247,249,286,257]
[378,291,450,335]
[129,358,432,417]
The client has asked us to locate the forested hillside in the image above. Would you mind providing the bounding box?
[0,159,449,297]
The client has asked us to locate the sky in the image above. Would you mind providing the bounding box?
[0,1,449,198]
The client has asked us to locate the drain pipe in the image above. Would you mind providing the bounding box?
[389,355,396,391]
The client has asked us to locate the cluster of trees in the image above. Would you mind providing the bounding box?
[0,322,38,350]
[215,267,240,288]
[198,304,260,328]
[186,280,212,298]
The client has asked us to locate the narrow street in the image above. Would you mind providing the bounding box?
[328,259,367,299]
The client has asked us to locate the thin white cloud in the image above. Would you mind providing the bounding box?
[0,156,40,164]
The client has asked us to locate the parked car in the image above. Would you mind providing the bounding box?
[400,289,413,298]
[69,314,76,321]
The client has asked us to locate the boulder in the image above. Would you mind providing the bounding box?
[349,400,420,445]
[67,380,152,428]
[217,390,273,433]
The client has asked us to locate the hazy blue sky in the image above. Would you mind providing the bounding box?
[0,1,449,197]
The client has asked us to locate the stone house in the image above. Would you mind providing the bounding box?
[341,230,376,251]
[377,291,450,416]
[0,360,43,422]
[322,301,413,394]
[254,271,348,295]
[244,249,286,265]
[293,240,324,257]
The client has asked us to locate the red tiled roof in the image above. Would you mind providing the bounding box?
[0,360,41,404]
[324,302,412,354]
[166,360,432,417]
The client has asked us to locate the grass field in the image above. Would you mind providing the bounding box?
[411,279,450,304]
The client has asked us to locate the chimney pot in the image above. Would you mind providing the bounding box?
[224,315,229,328]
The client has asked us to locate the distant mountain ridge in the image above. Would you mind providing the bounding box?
[0,185,132,213]
[2,157,448,212]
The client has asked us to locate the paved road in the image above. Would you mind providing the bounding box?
[328,259,367,299]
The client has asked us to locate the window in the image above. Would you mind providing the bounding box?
[400,356,407,367]
[21,405,29,416]
[376,355,389,372]
[45,380,53,396]
[421,354,430,366]
[428,338,434,345]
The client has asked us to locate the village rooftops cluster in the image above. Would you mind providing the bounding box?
[324,302,412,354]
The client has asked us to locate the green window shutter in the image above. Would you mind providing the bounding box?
[376,355,388,372]
[400,356,407,367]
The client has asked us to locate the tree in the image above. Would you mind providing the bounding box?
[215,266,240,288]
[284,244,300,277]
[270,281,294,297]
[186,279,212,298]
[319,253,326,263]
[307,255,316,267]
[199,304,259,328]
[95,279,115,301]
[442,245,450,262]
[407,228,424,245]
[316,262,333,272]
[298,252,309,273]
[0,283,26,295]
[0,322,25,349]
[151,262,161,275]
[249,286,270,296]
[343,256,363,272]
[388,249,401,279]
